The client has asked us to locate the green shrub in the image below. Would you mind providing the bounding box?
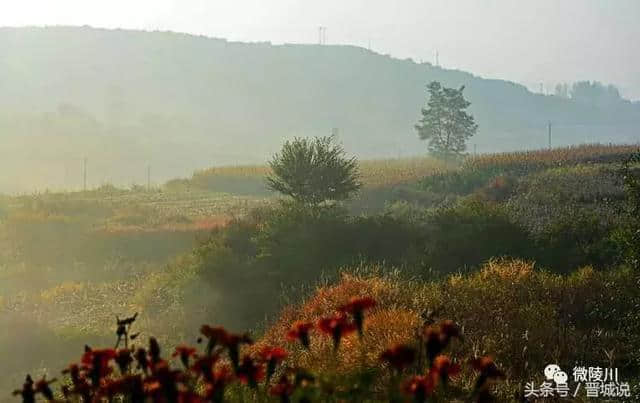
[422,199,533,274]
[534,210,620,272]
[193,203,429,328]
[616,152,640,269]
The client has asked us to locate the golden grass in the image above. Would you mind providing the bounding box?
[192,157,453,189]
[257,259,639,387]
[464,143,638,171]
[193,165,271,178]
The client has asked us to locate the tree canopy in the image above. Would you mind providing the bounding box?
[415,81,478,156]
[266,136,361,205]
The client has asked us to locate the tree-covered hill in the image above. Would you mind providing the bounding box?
[1,26,638,193]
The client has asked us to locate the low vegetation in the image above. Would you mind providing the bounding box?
[2,143,640,401]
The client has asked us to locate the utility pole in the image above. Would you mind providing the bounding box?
[83,157,87,191]
[548,121,552,149]
[318,26,326,45]
[474,144,477,155]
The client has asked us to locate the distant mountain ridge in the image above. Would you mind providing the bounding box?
[0,26,638,193]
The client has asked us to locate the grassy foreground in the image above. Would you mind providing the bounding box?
[10,259,640,402]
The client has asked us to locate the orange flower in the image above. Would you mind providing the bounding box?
[380,344,416,371]
[404,375,435,403]
[172,345,198,368]
[286,321,314,350]
[318,313,357,351]
[339,297,376,337]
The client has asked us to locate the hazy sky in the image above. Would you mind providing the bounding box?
[2,0,639,99]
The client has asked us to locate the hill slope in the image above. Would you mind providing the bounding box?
[1,26,639,193]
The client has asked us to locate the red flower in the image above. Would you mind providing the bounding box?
[430,355,461,386]
[340,297,377,313]
[439,320,462,340]
[61,363,81,385]
[115,349,133,374]
[286,321,314,350]
[404,375,435,403]
[236,357,265,389]
[258,346,288,382]
[270,374,295,402]
[149,337,162,365]
[317,313,357,351]
[172,345,198,368]
[191,354,220,382]
[339,297,376,336]
[61,365,92,402]
[471,356,505,391]
[81,348,116,385]
[34,376,56,401]
[134,348,149,374]
[223,332,253,370]
[380,344,416,371]
[119,375,145,402]
[204,364,234,402]
[13,375,35,403]
[178,391,204,403]
[147,361,183,401]
[423,320,462,363]
[258,346,288,362]
[200,325,229,356]
[213,365,234,385]
[81,347,116,366]
[99,378,127,399]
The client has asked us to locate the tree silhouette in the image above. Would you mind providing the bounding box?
[266,136,361,205]
[415,81,478,157]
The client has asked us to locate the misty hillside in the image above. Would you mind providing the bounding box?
[1,26,639,193]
